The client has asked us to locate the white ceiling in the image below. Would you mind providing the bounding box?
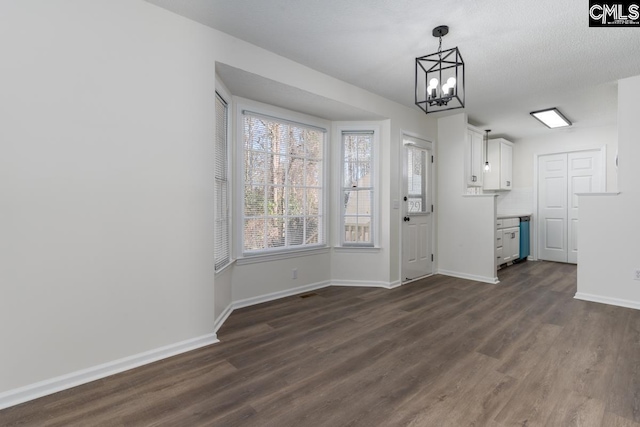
[145,0,638,141]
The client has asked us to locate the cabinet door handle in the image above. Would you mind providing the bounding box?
[472,175,477,182]
[506,181,511,186]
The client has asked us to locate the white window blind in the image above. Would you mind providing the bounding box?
[214,92,230,270]
[341,131,374,246]
[242,111,325,254]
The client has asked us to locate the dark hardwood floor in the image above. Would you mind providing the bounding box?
[2,261,640,426]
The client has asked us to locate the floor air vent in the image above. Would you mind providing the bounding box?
[299,292,318,299]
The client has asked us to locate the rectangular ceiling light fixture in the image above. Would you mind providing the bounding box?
[530,108,572,129]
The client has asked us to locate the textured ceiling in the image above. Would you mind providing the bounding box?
[145,0,637,141]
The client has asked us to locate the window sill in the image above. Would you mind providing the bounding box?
[333,246,381,253]
[236,246,330,266]
[214,259,235,275]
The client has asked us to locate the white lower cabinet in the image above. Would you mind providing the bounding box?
[496,218,520,267]
[502,227,520,263]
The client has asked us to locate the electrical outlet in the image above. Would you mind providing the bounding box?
[634,269,640,281]
[292,268,298,279]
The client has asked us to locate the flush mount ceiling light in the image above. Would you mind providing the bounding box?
[530,108,572,129]
[415,25,465,114]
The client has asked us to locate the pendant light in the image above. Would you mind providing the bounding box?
[483,129,491,172]
[415,25,465,114]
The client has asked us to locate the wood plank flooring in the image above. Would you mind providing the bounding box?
[2,261,640,426]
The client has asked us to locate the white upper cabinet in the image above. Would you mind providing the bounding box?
[465,127,484,187]
[484,138,514,191]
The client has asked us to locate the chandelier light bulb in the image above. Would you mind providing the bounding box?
[447,77,456,87]
[429,78,438,88]
[442,83,450,94]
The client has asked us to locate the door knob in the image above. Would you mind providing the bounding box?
[404,217,410,222]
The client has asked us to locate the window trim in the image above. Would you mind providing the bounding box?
[214,83,232,272]
[335,123,380,248]
[235,98,330,261]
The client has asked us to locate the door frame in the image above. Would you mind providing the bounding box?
[399,131,435,284]
[533,146,606,261]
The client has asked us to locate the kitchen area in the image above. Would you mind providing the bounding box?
[437,112,615,285]
[465,124,532,274]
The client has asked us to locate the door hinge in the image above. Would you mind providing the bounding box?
[431,204,434,212]
[431,254,434,262]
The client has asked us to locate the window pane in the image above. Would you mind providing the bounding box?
[407,146,428,213]
[242,112,325,253]
[286,157,305,187]
[306,159,322,187]
[305,217,319,244]
[306,188,321,215]
[244,185,265,217]
[344,216,372,244]
[287,187,305,215]
[215,92,229,270]
[215,180,227,218]
[287,217,305,246]
[306,132,323,159]
[245,150,268,184]
[267,217,285,248]
[266,185,286,216]
[356,189,373,215]
[244,218,265,251]
[341,131,374,246]
[244,118,271,152]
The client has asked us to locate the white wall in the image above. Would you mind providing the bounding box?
[232,252,332,303]
[0,0,437,405]
[437,114,498,283]
[576,75,640,308]
[0,0,219,396]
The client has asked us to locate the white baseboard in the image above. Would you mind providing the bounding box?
[0,333,218,411]
[213,303,234,334]
[331,279,400,289]
[231,280,332,310]
[574,292,640,310]
[437,269,499,284]
[388,280,402,289]
[401,274,435,285]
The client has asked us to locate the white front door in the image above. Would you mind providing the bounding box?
[537,150,603,264]
[402,137,433,281]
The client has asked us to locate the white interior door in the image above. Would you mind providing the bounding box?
[538,153,568,262]
[567,151,603,263]
[538,150,603,264]
[402,138,433,281]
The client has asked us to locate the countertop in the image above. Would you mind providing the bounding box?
[497,213,533,219]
